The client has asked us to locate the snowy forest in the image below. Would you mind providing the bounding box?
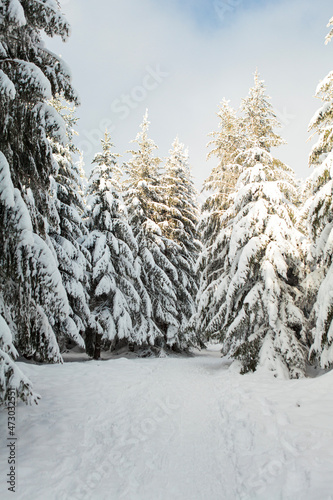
[0,0,333,409]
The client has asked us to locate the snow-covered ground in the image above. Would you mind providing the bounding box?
[1,345,333,500]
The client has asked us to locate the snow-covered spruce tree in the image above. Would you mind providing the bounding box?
[304,19,333,368]
[0,158,39,403]
[84,131,141,359]
[124,111,181,350]
[49,96,91,348]
[204,99,244,220]
[0,1,79,377]
[199,73,307,377]
[162,138,201,347]
[194,100,245,345]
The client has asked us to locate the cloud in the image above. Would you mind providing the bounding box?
[51,0,333,187]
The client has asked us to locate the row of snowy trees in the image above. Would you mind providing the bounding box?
[195,26,333,378]
[195,74,307,378]
[0,1,79,404]
[0,2,200,404]
[84,116,200,359]
[1,1,333,404]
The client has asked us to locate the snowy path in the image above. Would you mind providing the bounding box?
[1,347,333,499]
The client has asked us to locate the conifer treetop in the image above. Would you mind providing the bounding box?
[164,136,200,244]
[204,99,243,202]
[166,137,190,178]
[93,130,119,164]
[126,110,161,181]
[89,130,122,190]
[241,71,285,152]
[207,98,242,164]
[325,16,333,44]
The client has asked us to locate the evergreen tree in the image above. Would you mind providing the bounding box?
[163,138,201,347]
[197,74,307,377]
[194,100,244,345]
[242,70,285,152]
[304,18,333,368]
[0,0,79,393]
[49,96,91,348]
[84,132,141,359]
[124,111,180,350]
[308,70,333,167]
[0,151,65,364]
[204,99,244,216]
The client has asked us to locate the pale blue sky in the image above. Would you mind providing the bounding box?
[153,0,278,30]
[51,0,333,188]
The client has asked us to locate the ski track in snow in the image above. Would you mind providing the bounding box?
[1,347,333,500]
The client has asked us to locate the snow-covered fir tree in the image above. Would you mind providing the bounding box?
[204,99,244,217]
[124,111,181,350]
[84,131,141,359]
[0,149,65,399]
[304,18,333,368]
[194,100,244,346]
[49,96,91,349]
[162,138,201,347]
[0,156,39,403]
[196,73,308,377]
[0,0,80,402]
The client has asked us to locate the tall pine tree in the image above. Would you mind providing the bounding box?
[194,100,244,346]
[124,111,180,350]
[0,0,80,402]
[49,96,91,349]
[84,131,141,358]
[304,17,333,368]
[162,138,201,348]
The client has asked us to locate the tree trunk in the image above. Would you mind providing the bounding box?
[93,332,102,360]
